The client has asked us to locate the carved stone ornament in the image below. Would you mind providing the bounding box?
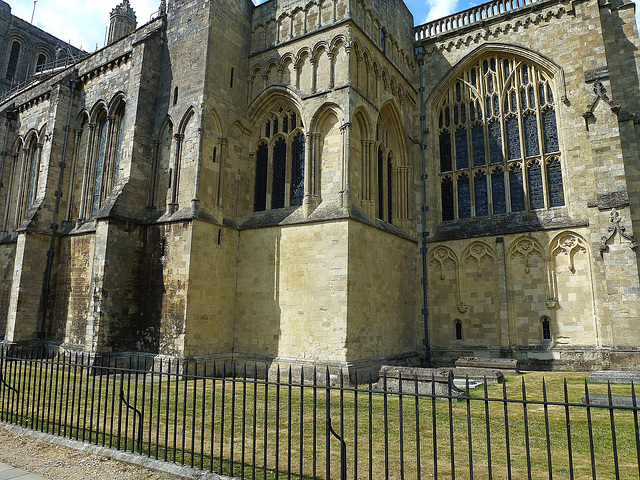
[457,303,468,313]
[582,82,620,127]
[600,208,638,254]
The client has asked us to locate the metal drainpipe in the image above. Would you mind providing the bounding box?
[416,46,431,367]
[39,74,77,343]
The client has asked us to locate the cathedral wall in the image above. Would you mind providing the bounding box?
[235,221,349,364]
[182,220,238,357]
[146,221,192,357]
[54,233,95,349]
[0,241,15,340]
[346,220,420,363]
[5,231,49,342]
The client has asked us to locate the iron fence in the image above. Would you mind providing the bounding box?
[1,346,639,480]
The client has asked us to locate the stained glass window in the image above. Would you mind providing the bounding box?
[491,168,506,214]
[255,108,306,212]
[437,54,564,221]
[92,118,109,217]
[509,164,525,212]
[506,116,521,160]
[254,142,268,212]
[523,112,540,158]
[440,131,452,172]
[441,177,454,221]
[474,171,488,217]
[290,133,305,206]
[458,173,471,219]
[455,128,468,170]
[527,161,544,210]
[542,108,559,153]
[488,121,502,164]
[547,157,565,207]
[472,125,485,167]
[271,138,286,209]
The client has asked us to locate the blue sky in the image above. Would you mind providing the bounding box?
[9,0,639,50]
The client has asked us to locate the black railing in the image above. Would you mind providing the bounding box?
[1,346,639,479]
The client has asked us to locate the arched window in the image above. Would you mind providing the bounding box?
[35,53,47,73]
[253,107,304,212]
[542,317,551,341]
[437,55,564,221]
[455,319,463,341]
[6,41,21,80]
[91,114,108,217]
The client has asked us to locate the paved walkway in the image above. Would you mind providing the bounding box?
[0,463,48,480]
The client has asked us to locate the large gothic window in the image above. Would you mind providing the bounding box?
[437,55,564,221]
[254,107,305,212]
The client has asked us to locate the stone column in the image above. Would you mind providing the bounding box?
[340,122,351,208]
[216,137,227,217]
[65,129,83,222]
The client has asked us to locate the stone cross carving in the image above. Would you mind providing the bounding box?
[600,208,638,254]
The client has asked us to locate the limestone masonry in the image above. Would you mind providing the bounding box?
[1,0,639,379]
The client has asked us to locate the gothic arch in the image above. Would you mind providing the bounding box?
[427,42,567,111]
[461,241,496,277]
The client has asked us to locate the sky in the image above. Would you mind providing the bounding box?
[9,0,640,51]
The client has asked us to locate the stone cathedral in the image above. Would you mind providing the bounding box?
[0,0,639,378]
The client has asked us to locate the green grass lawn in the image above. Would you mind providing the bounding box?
[1,358,639,480]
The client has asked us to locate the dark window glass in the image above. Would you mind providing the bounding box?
[472,125,485,167]
[273,118,279,135]
[439,131,452,172]
[488,121,503,164]
[282,115,289,134]
[474,171,488,217]
[491,168,506,214]
[456,82,462,102]
[521,89,527,111]
[113,113,125,185]
[290,133,305,206]
[522,66,529,84]
[485,98,492,117]
[27,140,39,207]
[455,128,468,170]
[539,84,546,106]
[254,142,268,211]
[455,320,463,340]
[470,103,476,122]
[378,147,384,219]
[271,138,286,209]
[387,154,393,224]
[444,107,450,127]
[471,68,477,87]
[454,106,459,125]
[547,158,565,207]
[7,41,20,80]
[510,90,517,112]
[36,53,46,70]
[265,121,271,138]
[524,112,540,157]
[441,177,454,221]
[542,108,559,153]
[528,161,544,210]
[438,110,443,129]
[490,58,496,71]
[291,112,297,129]
[493,96,499,116]
[547,84,554,104]
[458,174,471,219]
[528,86,536,108]
[509,164,525,212]
[460,105,466,124]
[504,60,510,78]
[488,75,494,94]
[92,118,109,217]
[506,116,521,160]
[542,318,551,340]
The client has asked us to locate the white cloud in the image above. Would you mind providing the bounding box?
[425,0,459,22]
[9,0,158,51]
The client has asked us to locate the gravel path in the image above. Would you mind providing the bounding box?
[0,426,187,480]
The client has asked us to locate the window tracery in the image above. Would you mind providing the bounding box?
[254,107,305,212]
[438,54,564,221]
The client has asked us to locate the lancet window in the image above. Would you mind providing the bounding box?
[6,41,21,81]
[437,55,564,222]
[79,100,126,220]
[254,107,305,212]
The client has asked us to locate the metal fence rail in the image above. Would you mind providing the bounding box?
[1,346,639,480]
